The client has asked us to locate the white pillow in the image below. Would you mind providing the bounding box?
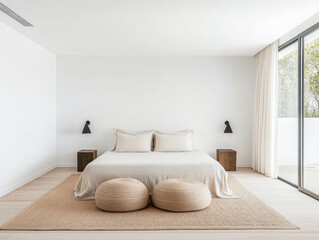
[154,130,194,152]
[114,129,153,152]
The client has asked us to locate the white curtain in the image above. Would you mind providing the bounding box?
[252,41,278,178]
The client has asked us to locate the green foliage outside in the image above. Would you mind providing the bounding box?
[278,38,319,117]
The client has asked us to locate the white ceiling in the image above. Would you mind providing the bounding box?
[1,0,319,56]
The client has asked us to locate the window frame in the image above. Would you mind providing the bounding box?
[278,22,319,201]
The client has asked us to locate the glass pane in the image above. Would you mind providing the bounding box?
[304,28,319,195]
[278,42,299,185]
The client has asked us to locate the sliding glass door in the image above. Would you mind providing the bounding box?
[278,23,319,200]
[303,28,319,197]
[278,42,299,186]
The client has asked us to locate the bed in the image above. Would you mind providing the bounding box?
[74,150,236,200]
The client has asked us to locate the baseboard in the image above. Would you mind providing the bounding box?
[0,164,56,198]
[237,162,252,168]
[56,162,77,167]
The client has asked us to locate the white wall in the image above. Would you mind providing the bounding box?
[0,22,57,197]
[57,56,255,167]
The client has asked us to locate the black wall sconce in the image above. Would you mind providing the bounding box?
[224,121,233,133]
[82,121,91,134]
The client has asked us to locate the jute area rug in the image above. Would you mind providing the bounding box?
[0,175,298,231]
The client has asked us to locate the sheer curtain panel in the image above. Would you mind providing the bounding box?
[252,41,278,178]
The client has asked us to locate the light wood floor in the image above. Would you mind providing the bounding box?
[0,167,319,240]
[278,165,319,194]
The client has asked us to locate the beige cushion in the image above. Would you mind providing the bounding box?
[95,178,149,212]
[154,130,194,152]
[114,129,153,152]
[152,178,211,212]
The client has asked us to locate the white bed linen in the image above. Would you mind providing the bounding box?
[74,151,236,200]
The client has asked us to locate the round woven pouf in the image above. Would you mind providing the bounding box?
[95,178,149,212]
[152,178,211,212]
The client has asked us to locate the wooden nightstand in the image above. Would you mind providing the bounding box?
[216,149,237,171]
[77,150,97,172]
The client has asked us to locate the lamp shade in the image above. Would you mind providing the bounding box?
[82,121,91,134]
[224,121,233,133]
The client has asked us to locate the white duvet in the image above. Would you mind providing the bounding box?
[74,151,236,200]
